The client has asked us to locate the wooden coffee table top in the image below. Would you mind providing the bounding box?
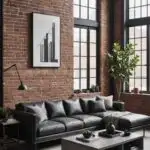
[62,130,143,150]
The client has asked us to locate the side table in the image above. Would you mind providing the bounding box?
[0,118,20,150]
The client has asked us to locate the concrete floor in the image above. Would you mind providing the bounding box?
[5,130,150,150]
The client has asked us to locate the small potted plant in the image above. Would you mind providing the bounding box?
[0,107,14,121]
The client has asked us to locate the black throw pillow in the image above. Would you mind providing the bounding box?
[46,100,66,118]
[80,97,96,113]
[63,99,83,116]
[89,99,106,113]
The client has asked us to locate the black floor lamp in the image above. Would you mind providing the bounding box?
[4,64,28,90]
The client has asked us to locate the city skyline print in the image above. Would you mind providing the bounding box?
[33,13,60,67]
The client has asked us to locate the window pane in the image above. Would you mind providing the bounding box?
[74,79,79,90]
[148,5,150,16]
[135,7,141,18]
[141,6,147,18]
[81,29,87,42]
[135,26,141,38]
[135,66,141,77]
[129,39,135,45]
[90,30,96,43]
[89,0,96,8]
[74,70,79,78]
[89,8,96,21]
[81,70,87,78]
[81,79,87,89]
[129,78,134,92]
[142,26,146,37]
[74,0,79,5]
[135,51,141,65]
[142,0,147,5]
[81,57,87,69]
[90,43,96,56]
[142,66,147,78]
[81,0,88,6]
[90,69,96,77]
[81,6,88,19]
[74,57,79,69]
[148,0,150,4]
[129,27,135,38]
[135,0,141,7]
[142,38,147,49]
[90,78,96,87]
[81,43,87,56]
[142,79,147,91]
[129,0,134,8]
[90,57,96,68]
[135,79,141,90]
[142,51,147,65]
[74,42,79,56]
[74,28,80,41]
[135,38,141,50]
[129,8,135,19]
[74,5,79,18]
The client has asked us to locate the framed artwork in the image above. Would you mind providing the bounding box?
[33,13,60,67]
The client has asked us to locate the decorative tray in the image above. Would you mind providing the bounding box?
[98,130,123,138]
[76,135,99,143]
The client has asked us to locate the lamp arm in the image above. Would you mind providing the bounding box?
[4,64,22,83]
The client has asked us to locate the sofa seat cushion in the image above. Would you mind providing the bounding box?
[37,120,65,137]
[71,114,102,128]
[119,113,150,130]
[92,110,130,118]
[52,117,84,131]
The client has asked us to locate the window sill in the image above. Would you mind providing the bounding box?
[70,92,101,99]
[121,92,150,96]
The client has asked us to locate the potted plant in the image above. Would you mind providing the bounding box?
[0,107,14,121]
[107,42,139,100]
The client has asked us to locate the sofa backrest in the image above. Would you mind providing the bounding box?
[15,101,45,111]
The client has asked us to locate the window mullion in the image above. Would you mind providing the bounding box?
[147,25,150,91]
[87,28,90,89]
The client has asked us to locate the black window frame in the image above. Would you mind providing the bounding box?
[73,0,100,91]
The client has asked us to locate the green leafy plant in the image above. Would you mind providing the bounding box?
[0,107,14,120]
[108,42,139,100]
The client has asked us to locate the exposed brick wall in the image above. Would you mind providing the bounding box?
[114,0,124,43]
[3,0,111,107]
[99,0,110,96]
[121,93,150,115]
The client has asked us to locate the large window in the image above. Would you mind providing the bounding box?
[128,26,147,91]
[73,0,98,90]
[126,0,150,92]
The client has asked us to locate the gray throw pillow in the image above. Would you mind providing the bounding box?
[96,95,113,110]
[27,103,48,123]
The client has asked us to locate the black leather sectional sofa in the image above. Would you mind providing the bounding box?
[14,97,150,150]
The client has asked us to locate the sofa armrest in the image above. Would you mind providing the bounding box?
[113,101,125,111]
[14,110,37,143]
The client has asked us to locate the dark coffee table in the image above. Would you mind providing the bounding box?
[62,130,143,150]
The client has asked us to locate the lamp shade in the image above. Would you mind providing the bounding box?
[18,81,28,90]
